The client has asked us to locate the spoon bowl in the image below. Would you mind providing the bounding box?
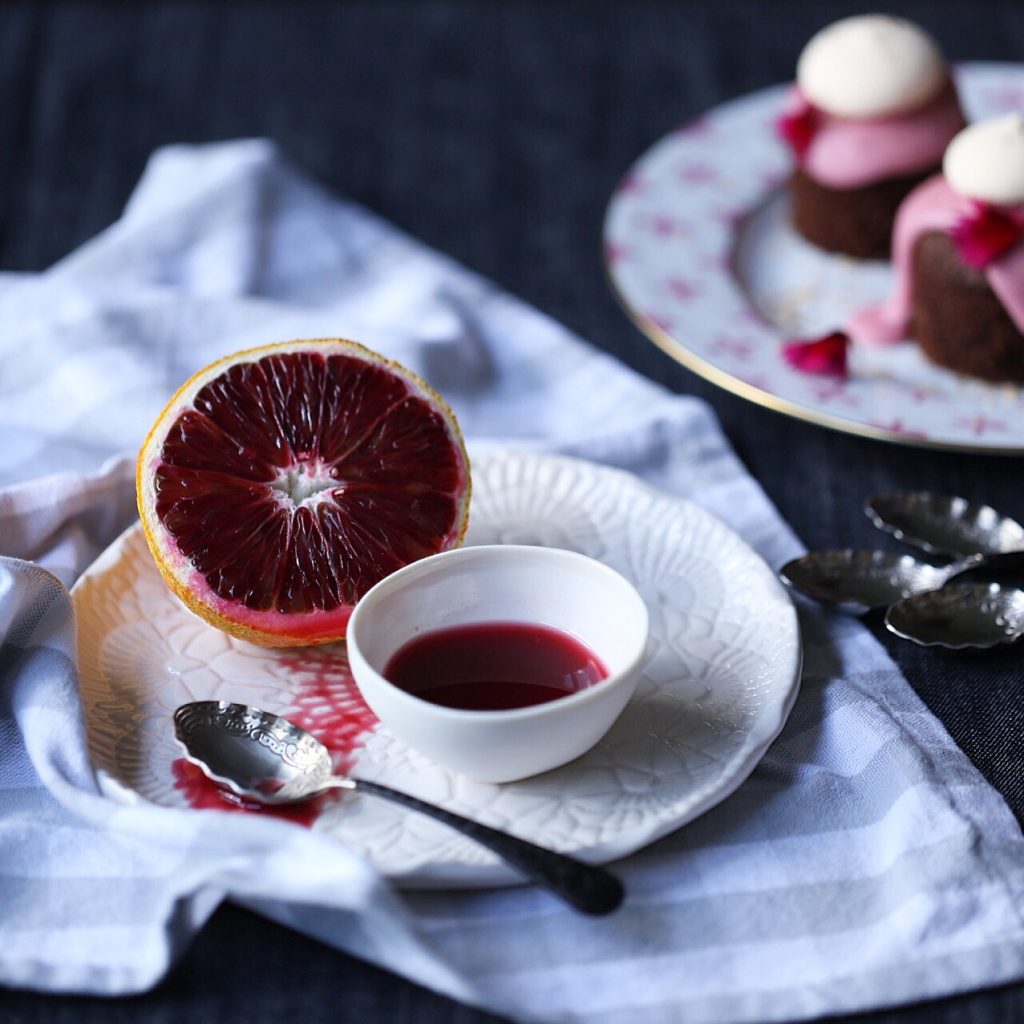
[779,550,974,615]
[884,584,1024,649]
[779,549,1024,616]
[174,700,624,915]
[174,701,344,804]
[865,492,1024,559]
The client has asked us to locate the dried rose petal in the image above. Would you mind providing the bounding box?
[782,331,849,378]
[951,202,1024,269]
[777,98,820,159]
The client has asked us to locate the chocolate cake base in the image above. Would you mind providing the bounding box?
[911,230,1024,383]
[791,166,935,260]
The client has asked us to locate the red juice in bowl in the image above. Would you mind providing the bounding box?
[383,621,609,711]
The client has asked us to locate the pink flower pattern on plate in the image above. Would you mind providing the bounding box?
[647,213,685,237]
[666,276,700,301]
[605,241,629,265]
[868,419,928,439]
[678,162,717,184]
[954,415,1008,436]
[712,334,754,359]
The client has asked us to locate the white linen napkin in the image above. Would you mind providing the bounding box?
[2,139,1023,1024]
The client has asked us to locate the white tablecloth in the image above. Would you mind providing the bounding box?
[2,140,1023,1023]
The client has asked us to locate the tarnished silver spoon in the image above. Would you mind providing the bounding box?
[865,492,1024,558]
[779,550,987,615]
[173,701,624,916]
[885,583,1024,649]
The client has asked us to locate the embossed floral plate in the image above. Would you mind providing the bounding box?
[73,451,801,888]
[604,63,1024,453]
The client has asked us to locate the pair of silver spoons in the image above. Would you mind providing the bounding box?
[780,492,1024,649]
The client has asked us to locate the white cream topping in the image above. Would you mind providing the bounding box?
[944,114,1024,205]
[797,15,946,119]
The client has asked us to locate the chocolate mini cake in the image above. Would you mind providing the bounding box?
[780,15,964,259]
[790,167,935,261]
[847,115,1024,383]
[911,231,1024,382]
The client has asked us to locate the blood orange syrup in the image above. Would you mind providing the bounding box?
[383,621,609,711]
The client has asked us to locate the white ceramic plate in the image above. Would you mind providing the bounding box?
[605,63,1024,453]
[73,451,801,888]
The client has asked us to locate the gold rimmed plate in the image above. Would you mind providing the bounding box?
[604,62,1024,454]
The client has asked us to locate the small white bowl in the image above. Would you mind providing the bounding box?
[347,545,649,783]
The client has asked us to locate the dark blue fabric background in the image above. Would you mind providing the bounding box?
[3,2,1023,1021]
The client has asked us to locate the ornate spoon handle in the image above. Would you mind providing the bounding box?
[350,778,624,915]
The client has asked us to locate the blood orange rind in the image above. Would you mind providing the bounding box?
[137,338,471,647]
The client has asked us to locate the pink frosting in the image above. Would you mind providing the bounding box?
[847,175,1024,345]
[788,81,965,190]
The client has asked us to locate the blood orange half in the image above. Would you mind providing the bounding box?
[137,338,471,647]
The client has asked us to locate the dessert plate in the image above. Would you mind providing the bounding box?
[604,62,1024,453]
[73,451,801,888]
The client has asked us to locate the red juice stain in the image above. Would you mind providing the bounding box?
[173,646,379,825]
[278,648,379,775]
[171,758,323,826]
[384,621,608,711]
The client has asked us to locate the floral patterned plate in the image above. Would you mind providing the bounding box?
[604,63,1024,452]
[72,451,801,888]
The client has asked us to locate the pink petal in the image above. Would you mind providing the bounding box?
[951,202,1023,269]
[777,98,819,159]
[782,331,849,378]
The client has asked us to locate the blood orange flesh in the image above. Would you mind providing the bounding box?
[138,339,470,646]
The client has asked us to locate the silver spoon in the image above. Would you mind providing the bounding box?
[173,701,624,916]
[778,549,988,615]
[865,492,1024,558]
[885,583,1024,649]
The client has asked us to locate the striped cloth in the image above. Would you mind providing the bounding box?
[2,140,1023,1023]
